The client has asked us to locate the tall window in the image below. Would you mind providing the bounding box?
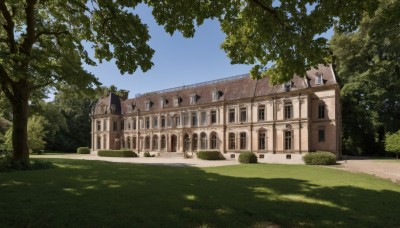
[183,113,189,125]
[97,121,101,131]
[97,136,101,149]
[318,129,325,142]
[145,117,150,129]
[132,137,137,150]
[184,134,190,152]
[175,116,181,127]
[120,120,124,131]
[152,135,158,150]
[128,122,131,130]
[210,132,217,149]
[160,97,166,108]
[211,110,217,124]
[201,112,207,125]
[145,100,151,110]
[229,109,235,123]
[228,133,235,150]
[258,130,266,150]
[318,103,325,119]
[190,94,197,104]
[285,131,292,150]
[153,116,158,128]
[191,112,198,126]
[192,134,198,151]
[285,102,293,119]
[212,90,220,101]
[240,132,247,150]
[258,105,265,121]
[200,132,207,149]
[113,121,117,131]
[161,135,166,149]
[240,107,247,122]
[173,96,180,107]
[145,136,150,150]
[127,136,131,149]
[161,116,166,128]
[316,74,323,84]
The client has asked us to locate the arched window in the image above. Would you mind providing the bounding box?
[228,133,235,150]
[145,136,150,150]
[192,134,198,151]
[240,132,247,150]
[152,135,158,150]
[258,129,266,150]
[200,132,207,149]
[184,134,190,152]
[285,131,292,150]
[161,135,166,149]
[210,132,217,149]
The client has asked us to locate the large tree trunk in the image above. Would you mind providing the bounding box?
[10,92,30,166]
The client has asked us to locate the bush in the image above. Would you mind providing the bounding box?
[143,151,155,157]
[77,147,90,154]
[303,151,336,165]
[197,151,225,160]
[238,151,258,163]
[98,150,138,157]
[0,152,55,172]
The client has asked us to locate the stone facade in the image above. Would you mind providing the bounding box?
[91,65,341,159]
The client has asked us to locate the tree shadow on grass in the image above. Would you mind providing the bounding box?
[0,159,399,227]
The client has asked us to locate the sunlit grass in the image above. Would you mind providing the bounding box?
[0,159,399,227]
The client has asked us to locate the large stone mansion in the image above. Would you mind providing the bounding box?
[91,65,341,160]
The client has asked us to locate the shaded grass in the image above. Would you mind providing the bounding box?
[1,159,399,227]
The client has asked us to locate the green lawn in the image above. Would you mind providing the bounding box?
[1,159,399,227]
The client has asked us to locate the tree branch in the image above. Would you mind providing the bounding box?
[0,0,17,53]
[0,64,16,102]
[21,0,38,55]
[248,0,287,29]
[35,30,70,39]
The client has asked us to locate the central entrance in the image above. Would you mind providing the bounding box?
[171,135,177,152]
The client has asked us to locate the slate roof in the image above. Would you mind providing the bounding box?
[94,65,336,115]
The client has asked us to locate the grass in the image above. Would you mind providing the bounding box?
[1,159,400,227]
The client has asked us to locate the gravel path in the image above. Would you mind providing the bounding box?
[335,157,400,183]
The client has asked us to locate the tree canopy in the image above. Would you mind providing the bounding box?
[0,0,383,165]
[385,131,400,159]
[330,0,400,155]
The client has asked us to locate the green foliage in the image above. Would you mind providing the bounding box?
[143,151,155,157]
[385,131,400,159]
[98,150,138,158]
[303,152,336,165]
[0,152,54,172]
[331,0,400,155]
[4,115,47,152]
[197,151,225,160]
[77,147,90,154]
[238,151,258,164]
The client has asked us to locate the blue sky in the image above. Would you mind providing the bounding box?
[84,4,333,98]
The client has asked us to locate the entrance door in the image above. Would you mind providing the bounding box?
[171,135,177,152]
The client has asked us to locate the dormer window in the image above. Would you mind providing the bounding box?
[316,73,323,85]
[173,96,181,107]
[160,97,166,108]
[190,93,197,105]
[145,99,152,110]
[212,90,220,102]
[284,81,293,92]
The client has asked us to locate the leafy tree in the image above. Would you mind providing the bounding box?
[330,0,400,155]
[5,115,47,152]
[0,0,380,165]
[385,131,400,159]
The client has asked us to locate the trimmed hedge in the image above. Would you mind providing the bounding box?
[98,150,138,157]
[143,151,155,157]
[303,151,336,165]
[77,147,90,154]
[238,151,258,163]
[197,151,225,160]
